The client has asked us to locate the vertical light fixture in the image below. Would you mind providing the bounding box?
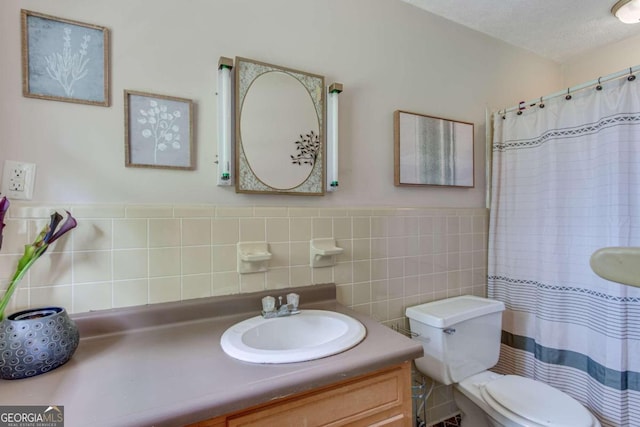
[217,56,233,186]
[326,82,343,192]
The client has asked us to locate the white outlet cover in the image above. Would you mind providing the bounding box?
[1,160,36,200]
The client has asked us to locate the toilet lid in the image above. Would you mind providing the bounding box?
[482,375,593,427]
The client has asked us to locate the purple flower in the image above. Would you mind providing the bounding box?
[0,206,77,320]
[47,211,77,244]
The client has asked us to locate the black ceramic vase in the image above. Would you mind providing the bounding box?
[0,307,79,380]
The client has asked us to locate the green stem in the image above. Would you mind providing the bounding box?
[0,246,47,321]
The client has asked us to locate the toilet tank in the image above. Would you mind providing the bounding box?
[406,296,505,385]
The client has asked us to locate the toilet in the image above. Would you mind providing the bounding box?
[406,295,601,427]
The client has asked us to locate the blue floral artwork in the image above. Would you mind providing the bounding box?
[22,10,108,106]
[125,91,194,170]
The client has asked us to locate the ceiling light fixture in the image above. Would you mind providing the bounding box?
[612,0,640,24]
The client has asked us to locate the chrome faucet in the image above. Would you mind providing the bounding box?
[261,294,300,318]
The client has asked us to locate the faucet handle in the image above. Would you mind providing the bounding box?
[262,296,276,312]
[286,293,300,310]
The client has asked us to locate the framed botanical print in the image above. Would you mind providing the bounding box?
[124,90,195,170]
[21,9,110,106]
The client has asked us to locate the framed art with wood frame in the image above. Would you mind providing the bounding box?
[124,90,195,170]
[394,110,474,187]
[21,9,110,106]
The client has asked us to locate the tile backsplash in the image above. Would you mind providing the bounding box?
[0,204,487,322]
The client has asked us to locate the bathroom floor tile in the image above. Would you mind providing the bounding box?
[432,414,461,427]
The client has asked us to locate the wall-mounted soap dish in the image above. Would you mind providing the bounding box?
[238,242,272,274]
[310,238,344,268]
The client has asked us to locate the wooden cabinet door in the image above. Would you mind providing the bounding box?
[227,362,411,427]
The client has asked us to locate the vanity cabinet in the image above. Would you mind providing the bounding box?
[188,361,412,427]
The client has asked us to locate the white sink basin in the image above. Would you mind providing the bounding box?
[220,310,366,363]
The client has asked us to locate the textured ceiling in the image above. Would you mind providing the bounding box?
[401,0,640,63]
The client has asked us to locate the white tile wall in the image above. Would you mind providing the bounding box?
[1,203,488,319]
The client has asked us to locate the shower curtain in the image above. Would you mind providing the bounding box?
[488,75,640,427]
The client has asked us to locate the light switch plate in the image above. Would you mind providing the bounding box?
[1,160,36,200]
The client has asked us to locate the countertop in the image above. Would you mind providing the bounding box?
[0,284,424,426]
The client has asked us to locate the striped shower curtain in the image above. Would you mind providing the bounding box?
[488,75,640,427]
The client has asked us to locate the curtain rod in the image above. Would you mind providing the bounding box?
[502,65,640,114]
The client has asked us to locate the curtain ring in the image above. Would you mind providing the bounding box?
[539,96,545,108]
[565,88,572,100]
[502,108,506,120]
[517,101,525,115]
[596,77,603,91]
[628,67,636,81]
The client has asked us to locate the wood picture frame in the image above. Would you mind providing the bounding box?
[21,9,110,106]
[394,110,474,187]
[124,90,195,170]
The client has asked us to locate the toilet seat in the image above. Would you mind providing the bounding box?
[480,375,594,427]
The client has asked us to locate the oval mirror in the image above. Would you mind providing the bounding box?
[235,58,325,195]
[241,71,318,189]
